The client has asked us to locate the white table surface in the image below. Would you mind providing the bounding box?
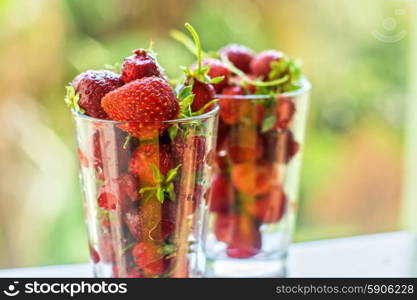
[0,231,415,278]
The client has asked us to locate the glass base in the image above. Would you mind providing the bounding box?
[206,256,287,278]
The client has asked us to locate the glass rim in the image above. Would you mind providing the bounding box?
[71,103,219,125]
[215,77,311,100]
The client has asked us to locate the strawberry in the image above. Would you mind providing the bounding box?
[219,86,249,125]
[210,174,235,213]
[132,242,168,276]
[220,44,254,73]
[92,129,133,180]
[226,127,264,164]
[231,162,276,196]
[264,130,299,164]
[276,97,295,130]
[245,186,286,223]
[250,50,284,78]
[226,214,262,258]
[71,70,123,119]
[125,267,144,278]
[214,213,238,243]
[101,76,179,139]
[172,135,205,170]
[200,58,231,92]
[97,184,118,210]
[191,80,216,112]
[128,143,173,186]
[231,75,256,94]
[120,49,162,83]
[97,173,138,211]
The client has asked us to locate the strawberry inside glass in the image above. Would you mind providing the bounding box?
[67,24,219,278]
[200,45,311,277]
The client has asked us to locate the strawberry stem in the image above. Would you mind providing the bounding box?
[184,23,202,73]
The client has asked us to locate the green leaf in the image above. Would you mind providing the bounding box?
[261,114,277,132]
[156,186,164,203]
[178,85,193,101]
[123,135,132,149]
[209,76,224,84]
[151,164,164,183]
[191,99,219,116]
[168,124,179,141]
[184,23,203,72]
[166,182,176,202]
[165,164,182,183]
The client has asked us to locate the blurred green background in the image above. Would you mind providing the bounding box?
[0,0,415,268]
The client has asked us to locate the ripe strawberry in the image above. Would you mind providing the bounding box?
[97,173,138,211]
[128,143,173,185]
[220,44,254,73]
[72,70,123,119]
[231,162,277,196]
[200,58,231,92]
[117,173,139,203]
[92,129,133,180]
[210,174,235,213]
[132,242,168,276]
[98,230,115,262]
[245,186,287,223]
[172,135,205,170]
[97,184,118,210]
[226,214,262,258]
[276,97,295,130]
[120,49,162,83]
[264,130,299,164]
[219,86,249,125]
[191,80,216,112]
[101,76,179,139]
[214,213,238,243]
[226,128,264,164]
[250,50,284,78]
[125,267,144,278]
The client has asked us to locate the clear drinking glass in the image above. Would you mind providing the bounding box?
[206,79,311,277]
[72,106,219,278]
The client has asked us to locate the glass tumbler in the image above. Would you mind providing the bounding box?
[206,79,311,277]
[72,106,219,278]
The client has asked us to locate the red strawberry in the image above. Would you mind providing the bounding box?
[245,186,287,223]
[92,129,133,180]
[210,174,235,213]
[200,58,231,92]
[226,214,262,258]
[214,213,238,243]
[128,143,173,185]
[124,267,144,278]
[72,70,123,119]
[220,44,254,73]
[250,50,284,78]
[101,76,179,139]
[255,104,266,126]
[120,49,162,83]
[172,135,206,170]
[219,86,249,125]
[132,242,168,276]
[117,173,139,203]
[191,80,216,112]
[97,173,138,211]
[97,185,118,210]
[276,97,295,130]
[231,162,277,196]
[226,128,264,164]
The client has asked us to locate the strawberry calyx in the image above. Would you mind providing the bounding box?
[139,164,182,203]
[64,85,85,114]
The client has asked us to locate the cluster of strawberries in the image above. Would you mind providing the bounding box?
[68,32,218,277]
[199,44,302,258]
[68,23,304,277]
